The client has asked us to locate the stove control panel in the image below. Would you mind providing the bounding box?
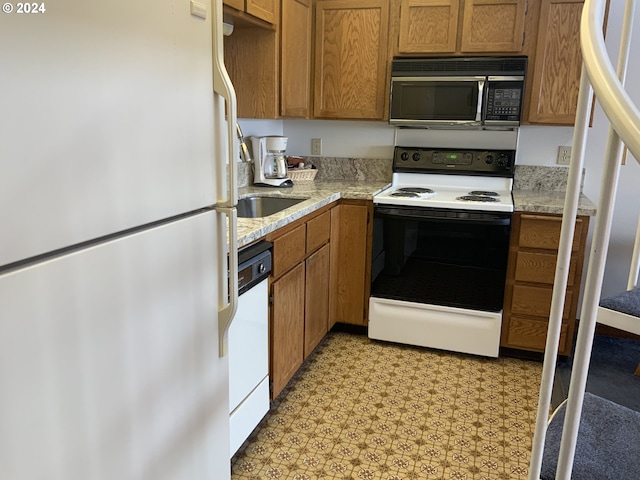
[393,147,516,177]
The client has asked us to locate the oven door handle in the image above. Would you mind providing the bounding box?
[375,207,511,226]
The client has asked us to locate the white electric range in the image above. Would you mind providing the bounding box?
[369,138,517,358]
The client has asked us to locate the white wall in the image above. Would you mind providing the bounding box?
[242,1,640,300]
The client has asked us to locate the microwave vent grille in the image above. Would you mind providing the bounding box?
[392,57,527,76]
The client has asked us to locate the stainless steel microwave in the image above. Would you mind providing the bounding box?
[390,56,527,128]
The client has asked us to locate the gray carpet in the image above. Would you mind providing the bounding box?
[555,334,640,412]
[541,392,640,480]
[600,287,640,317]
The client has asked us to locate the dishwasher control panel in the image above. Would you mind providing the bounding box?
[237,241,272,295]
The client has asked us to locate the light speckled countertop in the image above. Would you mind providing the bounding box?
[513,190,597,216]
[512,165,597,216]
[237,180,390,248]
[233,164,598,247]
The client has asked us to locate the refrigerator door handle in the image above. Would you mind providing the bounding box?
[216,206,238,357]
[212,0,238,207]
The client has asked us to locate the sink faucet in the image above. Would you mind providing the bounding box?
[235,123,252,163]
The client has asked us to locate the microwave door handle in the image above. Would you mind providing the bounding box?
[476,80,485,123]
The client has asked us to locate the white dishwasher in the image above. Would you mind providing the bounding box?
[229,241,271,458]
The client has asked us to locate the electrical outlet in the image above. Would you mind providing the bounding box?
[557,146,572,165]
[311,138,322,156]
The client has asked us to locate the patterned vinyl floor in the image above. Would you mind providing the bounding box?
[231,331,543,480]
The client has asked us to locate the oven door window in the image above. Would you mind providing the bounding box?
[390,79,481,123]
[371,207,511,312]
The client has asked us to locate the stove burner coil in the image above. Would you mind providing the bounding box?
[457,195,499,203]
[398,187,435,194]
[391,191,420,198]
[468,190,498,197]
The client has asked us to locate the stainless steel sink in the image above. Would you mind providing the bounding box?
[237,196,306,218]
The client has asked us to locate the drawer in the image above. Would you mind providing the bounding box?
[518,215,584,251]
[272,224,306,278]
[514,251,577,286]
[510,284,573,320]
[505,316,569,353]
[306,210,331,254]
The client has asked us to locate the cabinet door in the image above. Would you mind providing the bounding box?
[224,0,245,11]
[527,0,584,124]
[224,28,279,119]
[271,263,305,399]
[247,0,278,24]
[304,244,331,357]
[281,0,313,118]
[398,0,459,53]
[314,0,390,119]
[330,203,370,326]
[460,0,526,52]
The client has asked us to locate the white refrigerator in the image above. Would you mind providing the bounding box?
[0,0,239,479]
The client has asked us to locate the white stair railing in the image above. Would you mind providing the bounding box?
[528,1,640,479]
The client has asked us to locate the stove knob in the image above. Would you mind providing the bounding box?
[485,154,495,165]
[400,152,409,161]
[412,152,422,162]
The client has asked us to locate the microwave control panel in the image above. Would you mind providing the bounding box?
[485,87,523,122]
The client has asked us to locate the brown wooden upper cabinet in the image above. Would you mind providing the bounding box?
[395,0,526,55]
[281,0,313,118]
[461,0,527,52]
[223,0,279,25]
[526,0,584,125]
[314,0,390,120]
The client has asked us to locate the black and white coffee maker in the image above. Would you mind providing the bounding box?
[251,136,293,188]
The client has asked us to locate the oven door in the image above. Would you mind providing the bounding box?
[389,76,485,126]
[370,205,511,313]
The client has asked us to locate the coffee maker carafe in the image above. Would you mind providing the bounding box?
[251,136,293,188]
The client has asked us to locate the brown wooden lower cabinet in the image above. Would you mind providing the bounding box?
[270,263,305,398]
[268,199,375,398]
[304,244,330,356]
[268,206,333,399]
[329,200,373,327]
[501,212,589,356]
